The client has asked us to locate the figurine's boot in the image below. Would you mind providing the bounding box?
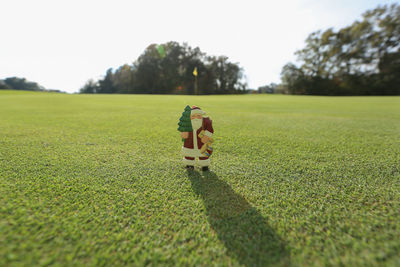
[183,157,195,169]
[199,157,210,171]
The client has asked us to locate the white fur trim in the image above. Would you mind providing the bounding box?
[191,109,205,115]
[192,129,198,150]
[204,130,213,137]
[181,147,203,157]
[183,158,195,166]
[198,158,210,167]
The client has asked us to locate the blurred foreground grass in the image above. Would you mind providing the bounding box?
[0,90,399,266]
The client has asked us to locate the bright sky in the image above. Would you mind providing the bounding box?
[1,0,397,93]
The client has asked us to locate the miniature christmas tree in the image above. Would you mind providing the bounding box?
[177,105,193,132]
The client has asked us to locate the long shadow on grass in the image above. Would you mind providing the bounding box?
[188,170,289,266]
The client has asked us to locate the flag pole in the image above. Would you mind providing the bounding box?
[194,75,198,95]
[193,67,198,95]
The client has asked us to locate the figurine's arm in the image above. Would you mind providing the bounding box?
[181,132,189,139]
[201,135,210,143]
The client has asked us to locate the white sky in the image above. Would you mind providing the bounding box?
[1,0,397,93]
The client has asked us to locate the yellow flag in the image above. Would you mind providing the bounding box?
[193,67,198,77]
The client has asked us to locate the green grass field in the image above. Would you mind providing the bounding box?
[1,90,399,266]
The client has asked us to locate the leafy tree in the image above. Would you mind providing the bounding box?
[207,56,246,94]
[79,79,99,94]
[2,77,44,91]
[281,3,400,95]
[281,63,307,95]
[0,80,11,89]
[82,42,247,95]
[97,68,116,94]
[113,64,135,94]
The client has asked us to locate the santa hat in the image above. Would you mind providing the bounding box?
[191,106,206,116]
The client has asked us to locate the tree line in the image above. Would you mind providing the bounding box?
[80,42,247,95]
[0,77,64,93]
[280,3,400,95]
[3,4,398,96]
[0,77,45,91]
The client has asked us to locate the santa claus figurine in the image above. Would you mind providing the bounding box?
[179,106,214,171]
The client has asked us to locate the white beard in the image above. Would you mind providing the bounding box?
[191,118,203,130]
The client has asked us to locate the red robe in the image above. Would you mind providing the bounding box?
[182,117,214,158]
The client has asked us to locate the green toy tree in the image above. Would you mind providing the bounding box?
[177,105,192,132]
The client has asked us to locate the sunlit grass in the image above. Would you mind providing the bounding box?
[1,90,399,266]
